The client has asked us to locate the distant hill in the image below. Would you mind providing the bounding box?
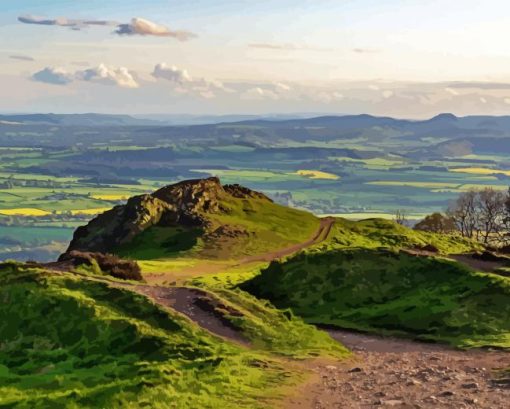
[0,113,162,127]
[2,113,510,157]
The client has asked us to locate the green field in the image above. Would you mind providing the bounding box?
[1,118,510,262]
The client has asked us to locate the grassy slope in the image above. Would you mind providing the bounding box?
[317,218,480,254]
[240,218,510,348]
[116,194,319,261]
[0,262,347,409]
[188,262,346,358]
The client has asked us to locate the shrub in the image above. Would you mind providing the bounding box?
[59,251,143,281]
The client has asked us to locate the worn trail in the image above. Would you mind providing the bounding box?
[286,330,510,409]
[50,217,336,344]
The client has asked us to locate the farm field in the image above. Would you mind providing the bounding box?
[1,113,510,261]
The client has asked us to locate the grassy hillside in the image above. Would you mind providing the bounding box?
[116,193,319,260]
[0,262,346,409]
[67,178,320,262]
[316,217,480,254]
[242,248,510,348]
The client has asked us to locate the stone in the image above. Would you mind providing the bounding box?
[383,400,404,406]
[438,391,455,397]
[461,382,479,389]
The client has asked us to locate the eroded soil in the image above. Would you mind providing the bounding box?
[286,330,510,409]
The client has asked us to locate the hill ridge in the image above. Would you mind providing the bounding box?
[64,177,313,259]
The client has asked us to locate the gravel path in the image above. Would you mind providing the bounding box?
[286,330,510,409]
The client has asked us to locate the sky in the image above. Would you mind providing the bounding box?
[3,0,510,117]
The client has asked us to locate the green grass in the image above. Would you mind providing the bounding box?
[189,262,348,359]
[0,262,347,408]
[113,189,320,261]
[313,217,479,255]
[116,226,204,260]
[241,248,510,348]
[201,195,319,258]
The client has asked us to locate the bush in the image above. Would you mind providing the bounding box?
[59,251,143,281]
[414,212,456,233]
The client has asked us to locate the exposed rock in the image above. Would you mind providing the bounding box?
[384,400,404,406]
[461,382,479,389]
[223,183,273,201]
[205,225,251,241]
[63,177,271,255]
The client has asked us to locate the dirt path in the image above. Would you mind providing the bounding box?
[238,217,335,264]
[286,329,510,409]
[142,216,335,285]
[130,218,336,343]
[47,217,337,344]
[450,254,506,274]
[133,285,249,344]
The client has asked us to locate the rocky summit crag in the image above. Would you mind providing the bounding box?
[64,177,273,254]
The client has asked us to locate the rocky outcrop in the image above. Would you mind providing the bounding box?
[64,177,271,255]
[223,184,273,202]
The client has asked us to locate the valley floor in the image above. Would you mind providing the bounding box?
[286,330,510,409]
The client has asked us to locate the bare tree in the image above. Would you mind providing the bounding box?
[447,190,478,239]
[447,188,508,245]
[394,209,408,226]
[504,187,510,245]
[475,188,506,244]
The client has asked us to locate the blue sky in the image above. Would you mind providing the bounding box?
[3,0,510,116]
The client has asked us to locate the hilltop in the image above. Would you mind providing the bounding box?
[64,177,320,259]
[1,178,509,408]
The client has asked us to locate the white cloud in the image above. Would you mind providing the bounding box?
[18,15,195,40]
[241,87,279,100]
[18,15,116,30]
[445,87,459,96]
[248,43,330,52]
[32,67,73,85]
[152,63,233,98]
[115,18,196,40]
[352,48,379,54]
[32,64,139,88]
[480,96,487,104]
[504,98,510,105]
[76,64,139,88]
[313,91,344,103]
[10,55,35,62]
[275,82,291,92]
[152,63,192,83]
[382,90,394,99]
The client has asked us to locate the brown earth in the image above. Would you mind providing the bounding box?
[143,217,335,285]
[237,217,335,264]
[285,330,510,409]
[450,254,506,274]
[132,285,250,344]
